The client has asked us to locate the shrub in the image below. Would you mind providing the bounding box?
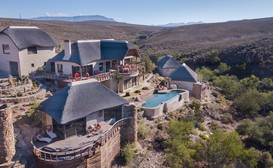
[157,123,163,130]
[138,119,150,139]
[121,143,135,165]
[199,133,208,140]
[198,123,206,131]
[188,98,201,112]
[209,121,220,131]
[221,113,234,124]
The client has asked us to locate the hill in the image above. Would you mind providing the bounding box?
[1,17,273,77]
[137,17,273,54]
[0,18,161,48]
[32,15,116,22]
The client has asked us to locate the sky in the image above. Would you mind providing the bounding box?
[1,0,273,25]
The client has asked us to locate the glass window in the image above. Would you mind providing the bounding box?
[2,44,10,54]
[106,61,111,71]
[57,64,63,73]
[31,63,35,67]
[27,47,37,54]
[104,106,122,121]
[99,62,103,71]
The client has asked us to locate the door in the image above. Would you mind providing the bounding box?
[50,62,55,73]
[9,61,19,76]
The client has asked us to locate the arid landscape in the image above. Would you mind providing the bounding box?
[1,13,273,168]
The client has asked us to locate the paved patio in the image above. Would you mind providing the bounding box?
[34,123,111,151]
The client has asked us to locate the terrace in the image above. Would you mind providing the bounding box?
[39,62,143,83]
[31,118,130,161]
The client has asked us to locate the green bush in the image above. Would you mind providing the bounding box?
[221,113,234,124]
[189,98,201,112]
[121,143,135,165]
[138,119,150,139]
[209,121,220,131]
[199,133,208,140]
[198,123,206,131]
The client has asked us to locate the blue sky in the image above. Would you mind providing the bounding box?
[1,0,273,25]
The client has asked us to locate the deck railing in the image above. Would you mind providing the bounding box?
[31,117,131,162]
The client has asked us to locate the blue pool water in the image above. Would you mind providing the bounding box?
[142,90,183,108]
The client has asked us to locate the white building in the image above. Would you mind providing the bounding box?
[157,55,181,77]
[157,55,198,92]
[49,39,142,92]
[169,63,198,91]
[0,26,56,77]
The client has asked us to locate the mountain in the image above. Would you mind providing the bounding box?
[31,15,116,22]
[1,17,273,77]
[159,21,205,27]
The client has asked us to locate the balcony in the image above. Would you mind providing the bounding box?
[39,63,142,83]
[31,118,130,162]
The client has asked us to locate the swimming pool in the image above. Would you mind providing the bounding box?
[142,90,184,108]
[141,89,189,119]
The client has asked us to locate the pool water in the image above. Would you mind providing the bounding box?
[142,90,183,108]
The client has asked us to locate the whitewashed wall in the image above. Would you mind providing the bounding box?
[171,81,195,91]
[0,34,20,76]
[19,47,56,76]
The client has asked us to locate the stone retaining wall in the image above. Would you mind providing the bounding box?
[0,106,15,164]
[0,89,46,104]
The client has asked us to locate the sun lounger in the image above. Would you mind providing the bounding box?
[46,129,57,139]
[36,135,52,143]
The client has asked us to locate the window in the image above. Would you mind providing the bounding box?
[31,63,35,67]
[2,44,10,54]
[44,62,47,66]
[104,106,122,121]
[99,63,103,71]
[106,61,111,71]
[57,64,63,73]
[27,47,37,54]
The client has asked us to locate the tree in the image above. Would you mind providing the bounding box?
[141,56,155,73]
[236,112,273,154]
[240,75,260,89]
[213,75,243,100]
[199,130,259,168]
[205,50,220,64]
[235,89,262,117]
[165,120,196,168]
[214,62,230,75]
[196,67,215,82]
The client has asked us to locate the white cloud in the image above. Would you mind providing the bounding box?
[46,12,69,17]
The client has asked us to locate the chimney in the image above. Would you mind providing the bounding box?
[64,40,71,57]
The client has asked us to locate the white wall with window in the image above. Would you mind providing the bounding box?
[0,34,20,76]
[19,46,56,76]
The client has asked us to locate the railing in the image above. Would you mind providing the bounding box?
[31,117,131,162]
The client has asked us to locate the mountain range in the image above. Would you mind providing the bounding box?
[31,15,116,22]
[158,21,205,27]
[1,16,273,77]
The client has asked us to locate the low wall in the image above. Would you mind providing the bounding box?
[0,89,46,104]
[143,90,189,119]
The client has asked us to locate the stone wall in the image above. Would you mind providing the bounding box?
[0,105,15,164]
[0,89,46,104]
[191,83,203,100]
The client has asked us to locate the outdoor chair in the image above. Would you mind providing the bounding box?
[36,135,52,143]
[46,129,57,139]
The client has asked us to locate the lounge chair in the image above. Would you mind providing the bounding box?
[46,129,57,139]
[36,135,52,143]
